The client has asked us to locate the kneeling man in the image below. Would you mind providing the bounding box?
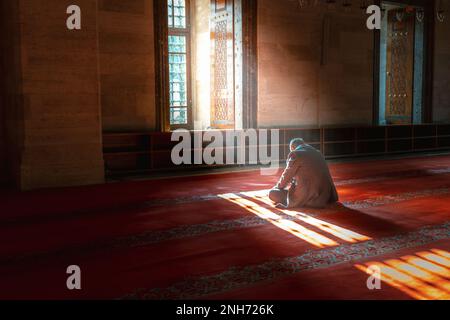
[269,138,339,209]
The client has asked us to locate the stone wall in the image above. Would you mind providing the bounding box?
[0,0,23,187]
[12,0,104,189]
[257,0,374,128]
[433,0,450,123]
[0,71,6,184]
[0,21,6,184]
[0,97,4,185]
[0,75,6,185]
[98,0,156,131]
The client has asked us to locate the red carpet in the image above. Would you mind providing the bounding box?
[0,155,449,300]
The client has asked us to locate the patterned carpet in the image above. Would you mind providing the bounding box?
[0,155,449,300]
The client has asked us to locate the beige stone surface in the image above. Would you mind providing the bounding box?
[1,0,23,186]
[257,1,374,128]
[0,101,5,184]
[5,0,105,189]
[192,0,211,130]
[99,0,156,131]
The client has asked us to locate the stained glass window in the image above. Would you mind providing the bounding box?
[168,0,190,126]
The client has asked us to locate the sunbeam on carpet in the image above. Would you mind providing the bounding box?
[355,249,450,300]
[220,192,372,248]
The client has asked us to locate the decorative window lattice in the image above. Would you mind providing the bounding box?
[389,32,408,115]
[213,20,232,122]
[387,14,413,117]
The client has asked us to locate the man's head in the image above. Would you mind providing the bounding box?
[290,138,305,151]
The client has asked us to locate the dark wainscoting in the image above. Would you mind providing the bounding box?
[103,124,450,178]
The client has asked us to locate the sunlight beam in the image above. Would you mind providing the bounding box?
[401,256,450,279]
[385,259,450,293]
[220,193,339,248]
[241,191,371,243]
[417,251,450,268]
[355,249,450,300]
[355,263,431,300]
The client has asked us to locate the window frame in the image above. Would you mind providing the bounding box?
[155,0,258,132]
[167,0,193,130]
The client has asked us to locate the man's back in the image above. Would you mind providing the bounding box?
[275,144,339,208]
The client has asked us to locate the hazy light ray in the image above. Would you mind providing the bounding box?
[385,259,450,293]
[242,192,371,243]
[220,194,339,248]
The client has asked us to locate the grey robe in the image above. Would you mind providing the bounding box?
[274,144,339,209]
